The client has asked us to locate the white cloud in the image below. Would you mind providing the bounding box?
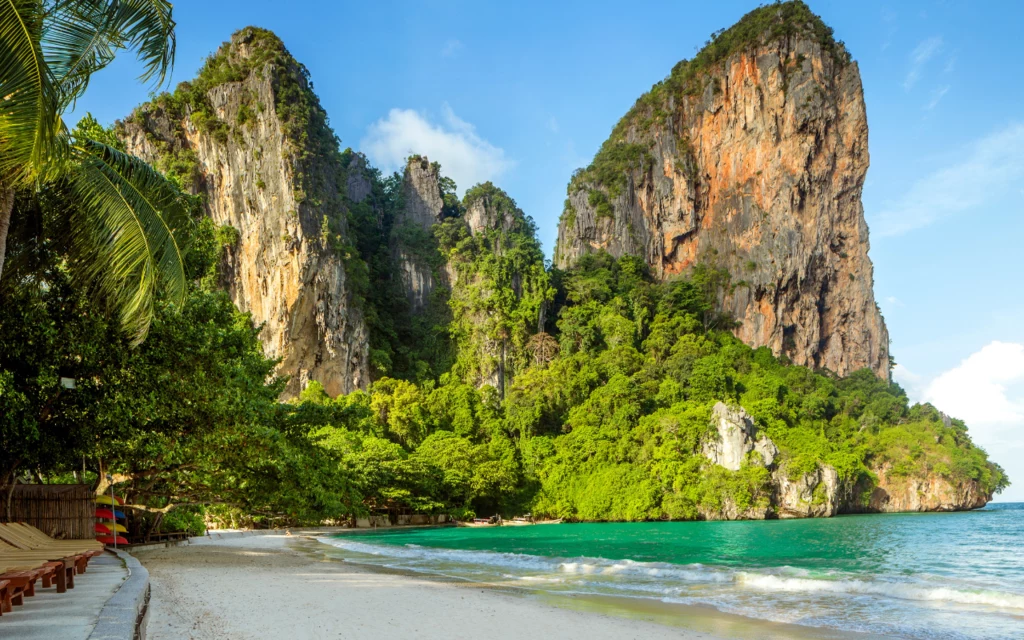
[924,84,950,110]
[441,39,463,57]
[905,342,1024,501]
[904,36,943,90]
[893,363,925,398]
[871,123,1024,236]
[547,116,559,134]
[360,105,512,194]
[924,342,1024,427]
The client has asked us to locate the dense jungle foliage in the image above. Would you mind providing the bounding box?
[0,3,1007,531]
[0,146,1007,531]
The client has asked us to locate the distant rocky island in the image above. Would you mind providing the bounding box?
[116,1,1006,520]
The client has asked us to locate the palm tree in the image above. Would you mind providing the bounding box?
[0,0,186,342]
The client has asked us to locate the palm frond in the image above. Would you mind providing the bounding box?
[112,0,174,85]
[43,0,119,108]
[0,0,62,184]
[44,0,175,108]
[69,138,189,343]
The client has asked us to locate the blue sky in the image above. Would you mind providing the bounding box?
[69,1,1024,500]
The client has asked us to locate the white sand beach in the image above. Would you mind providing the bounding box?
[134,532,869,640]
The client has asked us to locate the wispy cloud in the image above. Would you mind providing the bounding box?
[546,116,559,134]
[880,7,897,51]
[871,123,1024,236]
[904,36,943,90]
[441,39,463,57]
[360,104,512,194]
[924,84,950,110]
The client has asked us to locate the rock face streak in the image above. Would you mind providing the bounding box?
[121,30,369,398]
[556,33,889,378]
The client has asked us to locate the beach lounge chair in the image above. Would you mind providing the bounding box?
[0,567,42,612]
[12,523,104,553]
[0,540,78,591]
[0,524,100,574]
[0,544,74,593]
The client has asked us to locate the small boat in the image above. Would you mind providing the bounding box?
[533,519,563,525]
[504,517,534,526]
[457,517,500,528]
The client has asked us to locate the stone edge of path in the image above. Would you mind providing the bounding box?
[87,548,150,640]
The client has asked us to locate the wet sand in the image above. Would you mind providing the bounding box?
[134,531,873,640]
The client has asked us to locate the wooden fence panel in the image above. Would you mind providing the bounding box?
[1,484,95,540]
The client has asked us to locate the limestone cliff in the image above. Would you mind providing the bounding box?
[555,1,889,379]
[392,156,446,312]
[700,402,994,520]
[118,27,369,398]
[442,184,550,395]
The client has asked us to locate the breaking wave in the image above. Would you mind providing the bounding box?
[319,537,1024,612]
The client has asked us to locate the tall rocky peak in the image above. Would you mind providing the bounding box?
[118,27,369,399]
[443,183,550,396]
[392,156,446,313]
[555,1,889,379]
[400,156,445,231]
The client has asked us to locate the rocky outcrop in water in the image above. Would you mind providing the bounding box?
[700,402,992,519]
[119,27,369,398]
[555,3,889,379]
[859,464,990,513]
[774,465,841,518]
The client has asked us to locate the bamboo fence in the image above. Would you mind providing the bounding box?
[1,484,95,540]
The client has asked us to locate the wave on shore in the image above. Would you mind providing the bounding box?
[318,534,1024,639]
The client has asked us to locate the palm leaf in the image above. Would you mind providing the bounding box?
[43,0,119,108]
[110,0,174,85]
[0,0,63,184]
[69,138,189,343]
[44,0,175,108]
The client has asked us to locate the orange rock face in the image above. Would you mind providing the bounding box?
[120,30,369,399]
[556,35,889,379]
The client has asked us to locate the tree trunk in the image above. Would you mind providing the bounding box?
[0,185,14,281]
[4,466,18,523]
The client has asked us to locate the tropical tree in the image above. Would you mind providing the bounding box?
[0,0,185,341]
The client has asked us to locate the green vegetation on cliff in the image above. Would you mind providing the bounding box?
[1,15,1006,531]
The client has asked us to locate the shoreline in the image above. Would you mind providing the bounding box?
[305,534,875,640]
[134,530,878,639]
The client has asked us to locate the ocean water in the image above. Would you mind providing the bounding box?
[322,503,1024,639]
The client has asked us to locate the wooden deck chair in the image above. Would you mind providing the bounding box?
[0,568,40,612]
[0,525,95,574]
[0,579,9,616]
[10,523,104,557]
[0,541,76,592]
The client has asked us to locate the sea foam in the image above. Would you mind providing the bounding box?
[320,536,1024,614]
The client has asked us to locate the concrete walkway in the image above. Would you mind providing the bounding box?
[0,552,127,639]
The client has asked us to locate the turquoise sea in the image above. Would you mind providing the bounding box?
[322,503,1024,639]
